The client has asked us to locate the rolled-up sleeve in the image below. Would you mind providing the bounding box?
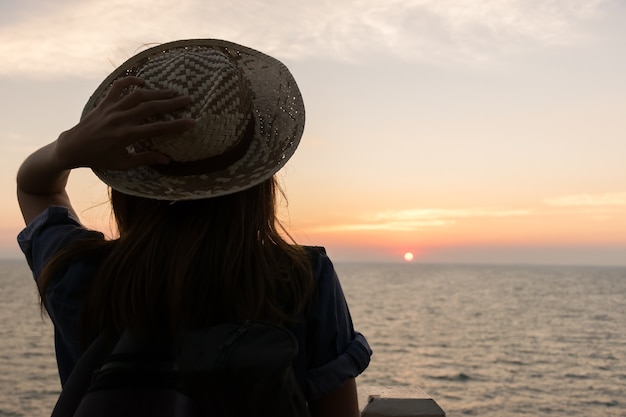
[305,250,372,401]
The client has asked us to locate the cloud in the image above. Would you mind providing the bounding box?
[0,0,611,78]
[544,192,626,207]
[311,207,529,232]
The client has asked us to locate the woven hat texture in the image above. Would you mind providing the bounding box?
[82,39,305,200]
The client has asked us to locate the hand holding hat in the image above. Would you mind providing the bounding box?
[58,76,195,173]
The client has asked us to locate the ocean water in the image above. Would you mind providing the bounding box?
[1,259,625,416]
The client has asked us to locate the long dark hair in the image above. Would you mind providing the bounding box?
[38,177,315,346]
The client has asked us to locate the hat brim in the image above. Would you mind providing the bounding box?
[82,39,305,201]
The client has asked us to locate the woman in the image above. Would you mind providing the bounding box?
[17,39,371,416]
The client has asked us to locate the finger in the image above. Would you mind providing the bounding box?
[130,118,196,139]
[100,77,145,105]
[115,88,183,111]
[122,95,193,121]
[111,118,196,148]
[125,151,171,169]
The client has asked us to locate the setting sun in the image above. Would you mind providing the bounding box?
[403,252,415,262]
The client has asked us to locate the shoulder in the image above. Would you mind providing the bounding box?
[303,245,326,264]
[303,246,333,280]
[303,246,342,305]
[18,205,99,244]
[17,206,104,279]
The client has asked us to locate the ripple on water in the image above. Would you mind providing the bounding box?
[3,261,626,417]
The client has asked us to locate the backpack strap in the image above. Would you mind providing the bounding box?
[51,333,113,417]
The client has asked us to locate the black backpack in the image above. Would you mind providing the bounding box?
[51,321,311,417]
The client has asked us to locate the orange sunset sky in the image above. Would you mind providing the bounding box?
[1,0,625,265]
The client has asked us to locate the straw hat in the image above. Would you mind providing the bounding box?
[82,39,305,200]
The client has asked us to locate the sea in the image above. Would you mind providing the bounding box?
[1,259,625,417]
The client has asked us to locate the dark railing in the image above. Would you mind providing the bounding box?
[360,386,446,417]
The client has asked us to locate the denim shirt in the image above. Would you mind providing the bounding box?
[18,206,372,401]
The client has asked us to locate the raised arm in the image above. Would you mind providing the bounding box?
[17,77,194,225]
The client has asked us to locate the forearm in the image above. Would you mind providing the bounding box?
[310,378,360,417]
[17,139,71,196]
[17,138,76,225]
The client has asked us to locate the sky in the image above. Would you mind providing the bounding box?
[1,0,625,265]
